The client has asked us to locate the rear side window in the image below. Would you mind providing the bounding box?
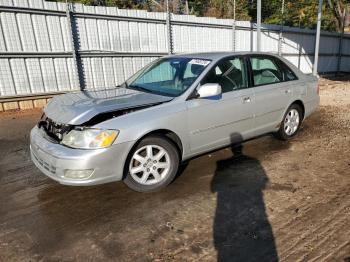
[250,57,283,86]
[278,60,298,81]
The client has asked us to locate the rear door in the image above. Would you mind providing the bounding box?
[248,55,298,136]
[186,56,255,155]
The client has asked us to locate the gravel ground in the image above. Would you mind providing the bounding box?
[0,77,349,261]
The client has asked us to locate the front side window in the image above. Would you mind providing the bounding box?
[250,57,283,86]
[202,57,248,93]
[127,57,211,97]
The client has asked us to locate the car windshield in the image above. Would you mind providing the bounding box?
[126,57,211,97]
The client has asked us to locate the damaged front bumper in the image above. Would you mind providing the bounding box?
[30,126,134,186]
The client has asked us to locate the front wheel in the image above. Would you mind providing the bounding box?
[123,136,179,192]
[274,104,303,140]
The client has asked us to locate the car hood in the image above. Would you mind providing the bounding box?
[44,87,172,125]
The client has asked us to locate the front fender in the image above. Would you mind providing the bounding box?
[94,101,190,159]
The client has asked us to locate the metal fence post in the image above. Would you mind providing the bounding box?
[66,3,85,90]
[250,22,254,52]
[337,9,346,75]
[278,0,285,56]
[257,0,261,51]
[232,0,236,51]
[232,21,236,51]
[166,0,173,55]
[313,0,323,76]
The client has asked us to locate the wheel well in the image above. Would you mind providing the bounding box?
[144,129,183,157]
[292,100,305,120]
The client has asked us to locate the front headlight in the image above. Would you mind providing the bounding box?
[62,129,119,149]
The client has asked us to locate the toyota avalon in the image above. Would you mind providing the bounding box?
[30,52,319,192]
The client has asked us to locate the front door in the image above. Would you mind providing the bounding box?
[186,57,255,155]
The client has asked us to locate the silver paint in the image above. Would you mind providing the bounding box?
[30,52,320,186]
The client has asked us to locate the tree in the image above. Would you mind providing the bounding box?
[204,0,250,20]
[51,0,348,32]
[327,0,350,31]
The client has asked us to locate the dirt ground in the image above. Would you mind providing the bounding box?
[0,77,349,262]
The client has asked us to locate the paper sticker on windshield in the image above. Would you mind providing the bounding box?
[189,59,211,66]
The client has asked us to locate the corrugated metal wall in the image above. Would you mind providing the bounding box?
[72,4,168,90]
[0,0,78,96]
[0,0,349,98]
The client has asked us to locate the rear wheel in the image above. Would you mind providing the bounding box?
[274,104,302,140]
[123,136,179,192]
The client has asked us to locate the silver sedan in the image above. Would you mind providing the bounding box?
[30,52,319,192]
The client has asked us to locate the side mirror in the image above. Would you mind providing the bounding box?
[197,83,222,99]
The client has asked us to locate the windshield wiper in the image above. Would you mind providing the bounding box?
[124,82,149,93]
[128,85,152,94]
[127,84,176,97]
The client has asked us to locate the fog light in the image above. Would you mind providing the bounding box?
[64,169,94,179]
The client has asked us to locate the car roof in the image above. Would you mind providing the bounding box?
[169,51,280,61]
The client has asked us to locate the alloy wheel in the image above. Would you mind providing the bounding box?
[284,108,300,136]
[129,145,170,185]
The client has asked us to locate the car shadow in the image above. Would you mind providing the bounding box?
[211,140,279,261]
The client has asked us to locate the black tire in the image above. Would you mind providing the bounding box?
[123,135,179,192]
[274,103,303,141]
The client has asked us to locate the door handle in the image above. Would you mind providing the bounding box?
[285,89,291,94]
[243,97,251,103]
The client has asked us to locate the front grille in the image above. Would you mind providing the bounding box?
[32,150,56,175]
[38,115,71,142]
